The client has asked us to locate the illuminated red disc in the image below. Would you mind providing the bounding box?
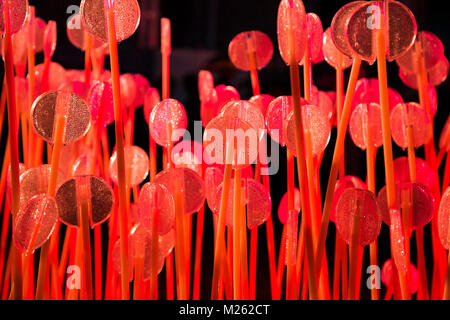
[399,57,449,90]
[153,167,206,215]
[330,176,367,223]
[335,188,381,246]
[203,113,257,170]
[377,181,434,229]
[381,259,418,294]
[438,187,450,250]
[149,98,187,147]
[0,0,28,35]
[249,94,274,118]
[67,13,106,51]
[120,73,137,108]
[390,102,430,149]
[13,194,58,253]
[349,103,383,150]
[143,87,161,124]
[396,31,444,73]
[393,156,437,192]
[215,85,240,113]
[88,80,115,125]
[19,165,65,209]
[204,166,224,213]
[228,30,273,71]
[284,104,331,156]
[277,0,307,65]
[213,178,271,228]
[302,13,323,64]
[278,188,301,224]
[265,96,293,146]
[109,146,149,187]
[171,140,203,176]
[132,74,150,107]
[323,28,353,70]
[138,182,175,235]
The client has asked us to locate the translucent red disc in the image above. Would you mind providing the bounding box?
[265,95,293,146]
[393,156,438,193]
[277,0,307,65]
[381,259,418,294]
[377,181,434,229]
[138,182,175,235]
[390,102,431,149]
[13,194,58,253]
[153,167,206,215]
[278,188,301,224]
[438,187,450,250]
[323,28,353,70]
[0,0,28,35]
[284,104,331,156]
[228,30,273,71]
[330,176,367,223]
[349,103,383,150]
[19,165,64,208]
[203,113,257,169]
[120,73,137,108]
[396,31,444,73]
[87,80,115,125]
[143,87,161,124]
[335,188,381,246]
[67,13,106,51]
[213,178,271,228]
[109,146,149,187]
[149,98,187,147]
[171,140,203,176]
[399,56,449,90]
[204,166,224,213]
[303,13,323,64]
[249,94,274,118]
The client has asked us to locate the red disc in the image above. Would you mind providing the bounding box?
[330,176,367,223]
[138,182,175,235]
[13,194,58,253]
[390,102,431,149]
[438,187,450,250]
[278,188,301,225]
[377,181,434,229]
[277,0,307,65]
[335,188,381,246]
[228,30,273,71]
[109,146,149,187]
[149,98,187,147]
[153,167,206,215]
[349,103,383,150]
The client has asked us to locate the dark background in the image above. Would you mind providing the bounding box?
[1,0,449,300]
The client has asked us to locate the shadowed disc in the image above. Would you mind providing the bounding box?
[55,175,114,228]
[80,0,140,43]
[30,90,91,145]
[0,0,28,35]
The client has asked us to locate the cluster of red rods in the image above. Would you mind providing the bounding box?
[1,0,450,301]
